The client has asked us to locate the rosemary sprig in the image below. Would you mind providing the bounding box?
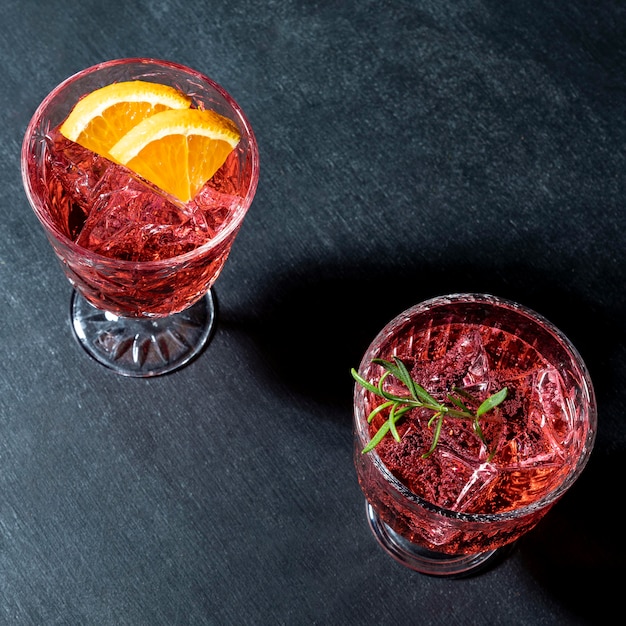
[351,357,508,459]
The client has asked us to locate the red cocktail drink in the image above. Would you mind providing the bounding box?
[353,294,596,576]
[22,59,259,376]
[25,130,244,316]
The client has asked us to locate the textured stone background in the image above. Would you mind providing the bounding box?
[1,1,624,623]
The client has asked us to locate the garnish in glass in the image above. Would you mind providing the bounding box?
[351,357,508,459]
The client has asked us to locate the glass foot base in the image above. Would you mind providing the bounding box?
[71,290,216,377]
[366,502,506,577]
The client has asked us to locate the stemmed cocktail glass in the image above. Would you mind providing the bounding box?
[353,294,597,576]
[22,58,259,377]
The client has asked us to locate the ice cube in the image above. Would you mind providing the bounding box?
[190,183,240,238]
[76,166,214,261]
[43,132,110,239]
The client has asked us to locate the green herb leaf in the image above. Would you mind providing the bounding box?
[391,357,417,398]
[447,394,468,411]
[476,387,508,417]
[388,404,401,442]
[422,413,443,459]
[350,368,380,395]
[367,400,394,424]
[362,421,392,454]
[411,382,439,407]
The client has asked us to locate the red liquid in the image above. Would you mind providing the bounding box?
[354,298,594,555]
[26,129,249,317]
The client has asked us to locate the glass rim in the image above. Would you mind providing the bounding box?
[20,57,260,269]
[354,292,598,524]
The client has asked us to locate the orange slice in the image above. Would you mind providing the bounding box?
[109,108,241,202]
[59,80,192,155]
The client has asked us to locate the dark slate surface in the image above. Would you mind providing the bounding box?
[1,1,624,624]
